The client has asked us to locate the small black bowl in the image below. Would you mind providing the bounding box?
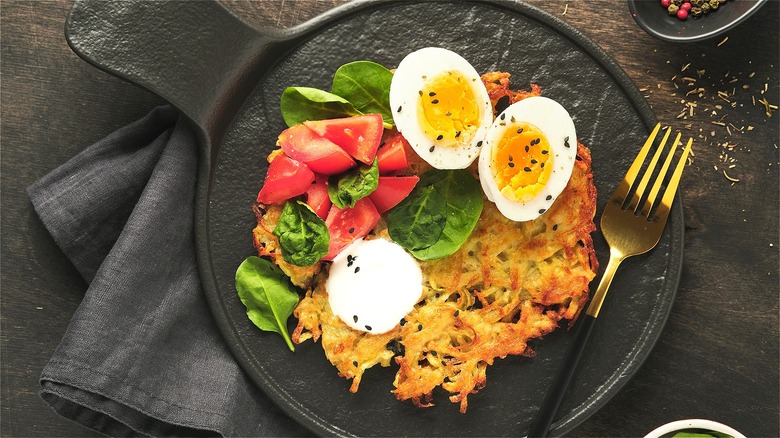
[627,0,767,42]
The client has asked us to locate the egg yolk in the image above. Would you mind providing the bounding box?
[491,122,553,203]
[417,70,481,147]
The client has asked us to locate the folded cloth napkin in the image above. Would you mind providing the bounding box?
[28,106,309,437]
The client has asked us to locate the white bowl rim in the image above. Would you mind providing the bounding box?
[644,418,746,438]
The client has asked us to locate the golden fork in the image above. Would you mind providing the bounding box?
[528,123,693,437]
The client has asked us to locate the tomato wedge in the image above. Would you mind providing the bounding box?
[256,155,315,204]
[323,197,380,260]
[377,132,411,174]
[279,124,356,175]
[368,176,420,213]
[305,175,331,219]
[304,114,383,165]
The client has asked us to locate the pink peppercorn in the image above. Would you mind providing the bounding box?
[681,2,692,11]
[677,8,689,19]
[661,0,671,7]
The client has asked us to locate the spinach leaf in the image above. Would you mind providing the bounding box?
[235,256,299,352]
[280,86,362,127]
[410,170,483,260]
[332,61,395,128]
[386,185,447,251]
[272,201,330,266]
[328,158,379,209]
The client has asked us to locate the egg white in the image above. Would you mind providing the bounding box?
[389,47,493,169]
[478,96,577,222]
[327,238,423,334]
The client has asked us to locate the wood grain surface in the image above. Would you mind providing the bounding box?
[1,1,777,436]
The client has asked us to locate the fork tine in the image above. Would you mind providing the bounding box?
[614,123,661,202]
[641,132,681,216]
[628,127,672,213]
[654,137,693,222]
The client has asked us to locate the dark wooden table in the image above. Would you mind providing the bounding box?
[2,1,777,436]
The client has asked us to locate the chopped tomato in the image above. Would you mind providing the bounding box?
[368,176,420,213]
[304,114,383,165]
[256,155,315,204]
[278,124,356,175]
[323,197,380,260]
[305,175,331,219]
[377,132,410,174]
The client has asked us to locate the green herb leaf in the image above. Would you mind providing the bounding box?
[332,61,395,128]
[235,256,299,351]
[410,169,483,261]
[328,158,379,209]
[280,86,362,127]
[386,185,447,251]
[272,201,330,266]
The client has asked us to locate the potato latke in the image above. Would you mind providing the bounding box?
[254,73,598,412]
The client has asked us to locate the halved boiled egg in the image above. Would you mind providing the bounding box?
[389,47,493,169]
[478,96,577,222]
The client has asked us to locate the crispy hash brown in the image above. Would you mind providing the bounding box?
[252,73,599,412]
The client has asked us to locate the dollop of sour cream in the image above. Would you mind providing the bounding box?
[327,238,423,334]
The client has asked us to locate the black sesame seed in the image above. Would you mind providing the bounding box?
[539,208,546,214]
[541,162,545,168]
[493,79,501,85]
[347,261,353,267]
[525,145,530,153]
[500,113,506,120]
[418,324,423,331]
[517,128,524,134]
[546,195,552,201]
[430,351,438,357]
[455,131,461,138]
[508,155,513,161]
[531,159,538,164]
[400,318,407,326]
[258,207,267,215]
[418,90,423,96]
[476,141,483,147]
[524,166,532,172]
[348,227,355,234]
[429,91,437,96]
[454,310,460,317]
[365,325,372,331]
[397,105,402,113]
[431,99,439,104]
[436,134,443,140]
[510,116,516,123]
[429,145,435,152]
[353,315,359,323]
[354,267,360,273]
[553,224,559,231]
[508,162,515,168]
[542,149,548,154]
[444,376,451,383]
[353,361,358,367]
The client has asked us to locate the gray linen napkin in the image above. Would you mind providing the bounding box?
[28,106,309,437]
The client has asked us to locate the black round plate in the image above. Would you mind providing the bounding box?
[202,1,682,436]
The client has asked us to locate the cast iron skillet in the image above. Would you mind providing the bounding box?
[65,1,683,436]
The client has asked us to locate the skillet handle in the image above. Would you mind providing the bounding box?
[65,0,289,145]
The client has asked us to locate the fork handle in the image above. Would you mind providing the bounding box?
[527,251,625,437]
[527,314,596,437]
